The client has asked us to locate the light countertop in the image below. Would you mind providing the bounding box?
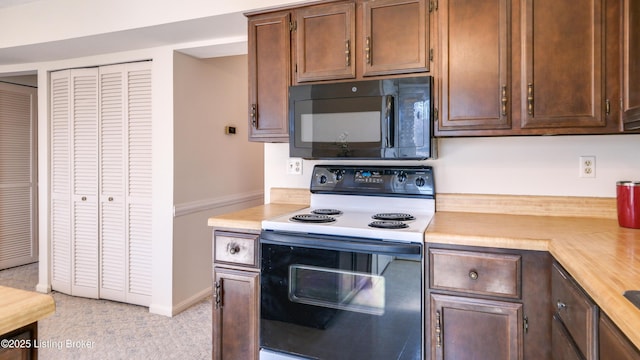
[0,285,55,335]
[426,211,640,349]
[207,195,640,349]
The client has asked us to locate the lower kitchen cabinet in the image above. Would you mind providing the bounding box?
[426,244,552,360]
[430,293,523,359]
[599,312,640,360]
[0,322,37,360]
[212,230,260,360]
[551,262,598,360]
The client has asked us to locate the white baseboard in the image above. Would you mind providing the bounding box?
[148,286,212,317]
[171,286,212,316]
[36,283,51,293]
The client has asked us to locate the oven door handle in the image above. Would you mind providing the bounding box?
[260,230,422,257]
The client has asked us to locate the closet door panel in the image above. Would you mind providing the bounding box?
[70,69,99,298]
[125,63,152,305]
[98,66,126,301]
[50,71,72,293]
[0,83,37,270]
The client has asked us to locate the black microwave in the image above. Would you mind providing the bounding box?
[289,76,433,160]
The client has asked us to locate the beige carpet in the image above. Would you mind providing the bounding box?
[0,263,212,359]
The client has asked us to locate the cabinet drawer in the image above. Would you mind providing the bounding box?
[429,248,521,299]
[214,231,258,268]
[552,262,598,360]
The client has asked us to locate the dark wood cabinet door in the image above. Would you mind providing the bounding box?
[551,263,598,360]
[0,322,37,360]
[551,314,584,360]
[294,2,356,82]
[599,313,640,360]
[212,268,259,360]
[622,0,640,130]
[430,293,523,360]
[436,0,511,132]
[247,12,291,142]
[361,0,429,76]
[521,0,604,130]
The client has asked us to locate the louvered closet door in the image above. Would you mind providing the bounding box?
[0,82,37,271]
[50,68,100,298]
[70,68,100,298]
[98,65,127,301]
[123,62,152,306]
[98,62,152,306]
[50,71,72,293]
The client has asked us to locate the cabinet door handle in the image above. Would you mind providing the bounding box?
[81,196,87,201]
[365,36,371,64]
[108,197,114,202]
[214,280,222,309]
[605,99,611,115]
[527,83,534,116]
[435,309,442,348]
[345,40,351,67]
[501,85,508,116]
[250,104,257,128]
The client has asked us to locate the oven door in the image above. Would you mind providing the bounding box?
[260,230,423,360]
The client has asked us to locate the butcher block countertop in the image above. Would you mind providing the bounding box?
[207,189,640,349]
[427,211,640,349]
[0,285,55,335]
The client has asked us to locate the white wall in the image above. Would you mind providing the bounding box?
[172,53,264,310]
[264,134,640,203]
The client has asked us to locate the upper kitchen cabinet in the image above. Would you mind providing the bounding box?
[435,0,624,136]
[361,0,430,76]
[520,0,613,132]
[292,0,430,83]
[294,2,356,82]
[622,0,640,131]
[247,12,291,142]
[435,0,511,133]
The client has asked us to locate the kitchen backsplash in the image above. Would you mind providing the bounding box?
[264,134,640,203]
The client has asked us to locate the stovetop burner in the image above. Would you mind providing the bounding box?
[368,220,409,229]
[290,214,337,223]
[372,213,416,221]
[312,209,343,216]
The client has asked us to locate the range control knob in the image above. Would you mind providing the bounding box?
[397,172,407,183]
[334,170,344,181]
[319,175,328,184]
[415,177,426,187]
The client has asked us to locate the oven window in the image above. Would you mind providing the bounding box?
[289,265,385,315]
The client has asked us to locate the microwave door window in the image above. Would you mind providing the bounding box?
[294,97,387,158]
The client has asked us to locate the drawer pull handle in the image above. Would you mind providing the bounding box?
[228,243,240,255]
[469,270,479,280]
[557,301,567,311]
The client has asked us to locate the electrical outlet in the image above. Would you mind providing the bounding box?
[579,156,596,178]
[287,158,303,175]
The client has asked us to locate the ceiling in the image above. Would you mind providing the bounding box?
[0,0,43,8]
[0,1,248,66]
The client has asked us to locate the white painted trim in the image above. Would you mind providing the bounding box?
[171,286,212,316]
[148,303,173,317]
[173,190,264,217]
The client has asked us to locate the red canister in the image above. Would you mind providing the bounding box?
[617,181,640,229]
